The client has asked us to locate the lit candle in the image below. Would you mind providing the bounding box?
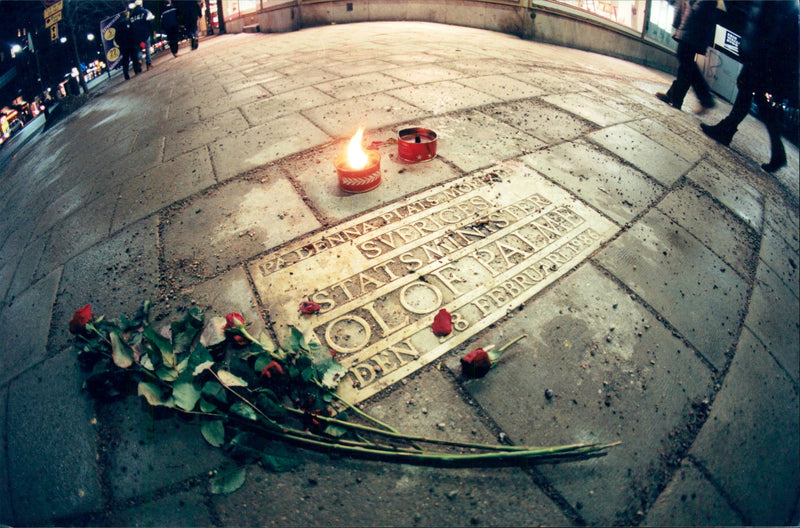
[335,127,382,193]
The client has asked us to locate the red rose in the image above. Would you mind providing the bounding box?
[299,301,321,314]
[460,348,492,378]
[260,360,285,378]
[431,308,452,336]
[223,312,248,346]
[69,304,93,335]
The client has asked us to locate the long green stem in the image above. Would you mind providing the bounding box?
[497,333,528,354]
[285,407,534,452]
[327,391,423,450]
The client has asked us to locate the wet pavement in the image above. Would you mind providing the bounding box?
[0,21,797,527]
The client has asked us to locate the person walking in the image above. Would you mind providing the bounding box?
[114,8,141,80]
[161,0,181,57]
[656,0,717,113]
[130,0,155,70]
[180,0,203,50]
[701,0,799,172]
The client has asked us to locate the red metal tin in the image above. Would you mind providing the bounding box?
[398,127,437,162]
[335,150,382,193]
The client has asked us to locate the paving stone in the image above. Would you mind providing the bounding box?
[303,93,427,139]
[626,119,706,166]
[595,208,748,371]
[424,109,545,173]
[656,183,759,280]
[7,234,47,298]
[388,80,501,115]
[515,98,601,142]
[164,108,250,161]
[104,488,212,527]
[507,70,577,94]
[262,66,341,95]
[689,327,799,525]
[542,92,630,127]
[161,177,321,280]
[287,128,462,222]
[210,113,333,182]
[49,217,160,353]
[522,139,663,225]
[215,455,571,527]
[445,264,714,525]
[320,58,397,77]
[686,160,763,232]
[758,222,799,298]
[587,123,694,187]
[383,64,467,84]
[443,58,521,77]
[34,195,116,281]
[744,261,800,383]
[642,460,743,526]
[454,74,547,102]
[0,268,61,385]
[0,385,10,524]
[6,350,102,525]
[764,197,799,255]
[100,395,228,502]
[113,147,216,231]
[167,267,265,337]
[317,71,412,100]
[239,86,337,126]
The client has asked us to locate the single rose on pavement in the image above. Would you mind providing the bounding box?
[299,301,321,314]
[223,312,248,346]
[431,308,452,336]
[69,304,93,335]
[460,334,528,378]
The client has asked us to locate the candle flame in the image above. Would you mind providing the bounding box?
[347,127,368,170]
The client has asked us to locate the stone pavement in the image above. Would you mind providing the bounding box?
[0,21,797,527]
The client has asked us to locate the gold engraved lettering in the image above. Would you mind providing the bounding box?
[394,225,420,244]
[399,252,423,271]
[472,248,500,276]
[362,301,409,337]
[399,281,443,314]
[310,289,335,312]
[325,232,346,246]
[411,217,442,236]
[428,264,465,295]
[332,279,357,301]
[451,311,469,332]
[325,315,372,355]
[471,296,494,316]
[420,241,447,263]
[373,260,401,282]
[358,271,385,293]
[359,239,382,258]
[486,287,509,306]
[495,240,531,269]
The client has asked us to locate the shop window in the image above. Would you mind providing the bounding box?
[551,0,647,32]
[645,0,678,49]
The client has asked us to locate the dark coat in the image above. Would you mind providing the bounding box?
[129,6,152,44]
[161,4,180,31]
[740,0,799,103]
[672,0,717,54]
[113,15,137,51]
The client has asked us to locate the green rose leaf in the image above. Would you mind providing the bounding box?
[172,382,202,411]
[261,441,303,472]
[143,325,175,366]
[201,420,226,447]
[255,390,286,420]
[217,370,248,387]
[200,316,227,348]
[201,381,227,405]
[137,382,174,408]
[230,401,258,421]
[317,358,346,390]
[110,331,133,368]
[258,332,277,353]
[210,465,246,495]
[287,326,308,353]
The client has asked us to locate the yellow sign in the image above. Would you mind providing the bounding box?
[44,1,63,18]
[45,11,62,28]
[50,24,59,41]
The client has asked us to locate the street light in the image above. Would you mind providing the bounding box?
[87,33,95,41]
[10,44,22,58]
[60,36,67,43]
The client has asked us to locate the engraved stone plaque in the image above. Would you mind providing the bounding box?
[250,160,618,403]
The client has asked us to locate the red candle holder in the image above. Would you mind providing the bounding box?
[398,127,437,162]
[335,150,382,193]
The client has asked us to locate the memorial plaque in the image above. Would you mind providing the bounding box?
[250,160,617,403]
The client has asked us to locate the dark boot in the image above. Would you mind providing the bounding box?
[701,121,737,146]
[762,133,787,172]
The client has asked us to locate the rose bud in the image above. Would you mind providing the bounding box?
[460,348,492,378]
[223,312,248,346]
[69,304,93,335]
[431,308,452,336]
[260,360,285,378]
[299,301,321,314]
